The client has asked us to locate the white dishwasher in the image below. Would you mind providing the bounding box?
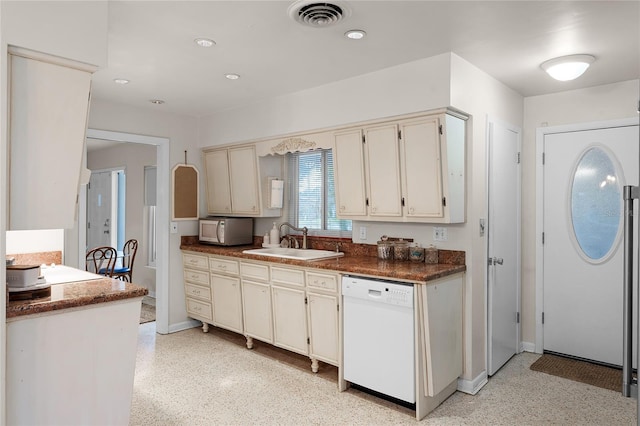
[342,275,415,404]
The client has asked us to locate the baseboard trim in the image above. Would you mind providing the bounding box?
[457,371,488,395]
[521,341,537,353]
[166,319,201,334]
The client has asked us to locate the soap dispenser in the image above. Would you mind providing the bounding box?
[270,222,280,246]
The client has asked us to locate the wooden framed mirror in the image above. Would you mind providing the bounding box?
[171,164,199,220]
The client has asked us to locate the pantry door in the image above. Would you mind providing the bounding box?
[542,124,639,366]
[487,119,521,376]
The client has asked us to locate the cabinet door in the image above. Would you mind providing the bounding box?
[271,285,308,355]
[242,280,273,343]
[228,146,260,215]
[364,124,402,217]
[9,51,94,230]
[211,273,243,333]
[204,149,232,214]
[307,292,339,365]
[334,129,367,217]
[401,117,444,218]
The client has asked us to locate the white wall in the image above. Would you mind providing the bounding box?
[196,52,523,383]
[88,99,199,328]
[87,143,157,294]
[521,79,640,347]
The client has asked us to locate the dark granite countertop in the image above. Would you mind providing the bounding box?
[181,242,466,283]
[7,278,148,319]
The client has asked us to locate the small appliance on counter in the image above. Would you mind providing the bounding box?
[199,217,254,246]
[6,264,51,301]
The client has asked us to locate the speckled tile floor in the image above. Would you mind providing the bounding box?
[130,323,637,425]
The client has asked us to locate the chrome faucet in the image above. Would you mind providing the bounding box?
[279,222,308,249]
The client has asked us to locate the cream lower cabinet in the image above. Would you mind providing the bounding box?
[241,261,273,348]
[271,266,308,356]
[210,274,243,333]
[182,252,213,332]
[306,270,340,371]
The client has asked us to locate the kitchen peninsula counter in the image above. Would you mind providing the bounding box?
[7,277,148,318]
[6,273,147,425]
[180,241,466,283]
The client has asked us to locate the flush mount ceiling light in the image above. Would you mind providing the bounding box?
[194,38,215,48]
[113,78,129,85]
[225,73,240,80]
[345,29,366,40]
[540,54,596,81]
[288,0,351,28]
[150,99,165,105]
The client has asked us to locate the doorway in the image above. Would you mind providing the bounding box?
[86,169,125,252]
[536,119,639,366]
[486,118,521,376]
[80,129,170,334]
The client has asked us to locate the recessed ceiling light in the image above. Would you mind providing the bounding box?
[345,30,366,40]
[225,74,240,80]
[150,99,165,105]
[194,38,215,48]
[113,78,129,85]
[540,54,595,81]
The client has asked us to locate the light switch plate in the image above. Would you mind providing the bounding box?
[170,221,178,234]
[433,226,448,241]
[359,226,367,240]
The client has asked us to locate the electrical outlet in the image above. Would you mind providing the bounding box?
[359,226,367,240]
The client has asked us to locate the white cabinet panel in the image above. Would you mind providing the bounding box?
[9,49,95,230]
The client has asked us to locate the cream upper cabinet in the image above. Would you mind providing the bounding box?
[333,129,367,216]
[204,145,259,216]
[8,47,96,230]
[203,149,232,214]
[203,144,282,217]
[334,110,466,223]
[364,124,402,217]
[400,116,444,218]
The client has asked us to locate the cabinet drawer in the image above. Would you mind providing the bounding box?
[271,266,305,287]
[306,271,338,292]
[183,269,210,286]
[186,298,213,321]
[209,257,239,275]
[241,261,270,282]
[183,253,209,270]
[185,283,211,301]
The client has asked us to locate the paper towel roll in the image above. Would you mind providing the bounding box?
[269,179,284,209]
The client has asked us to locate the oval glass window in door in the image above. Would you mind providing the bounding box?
[570,147,622,261]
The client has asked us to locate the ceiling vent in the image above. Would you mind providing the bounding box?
[288,1,351,27]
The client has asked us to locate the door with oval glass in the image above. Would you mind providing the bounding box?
[542,124,639,366]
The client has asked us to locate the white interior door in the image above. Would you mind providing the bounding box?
[487,120,521,376]
[87,171,113,251]
[543,124,639,366]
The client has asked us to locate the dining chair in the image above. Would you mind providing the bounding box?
[113,239,138,282]
[86,246,117,277]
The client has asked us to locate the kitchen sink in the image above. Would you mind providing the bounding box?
[242,247,344,261]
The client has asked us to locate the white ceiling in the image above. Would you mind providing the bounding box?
[90,1,640,118]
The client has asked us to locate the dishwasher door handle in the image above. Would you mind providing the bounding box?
[368,289,382,298]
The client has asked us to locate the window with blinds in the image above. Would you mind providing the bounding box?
[286,149,352,236]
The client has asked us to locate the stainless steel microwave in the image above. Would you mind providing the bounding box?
[199,217,253,246]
